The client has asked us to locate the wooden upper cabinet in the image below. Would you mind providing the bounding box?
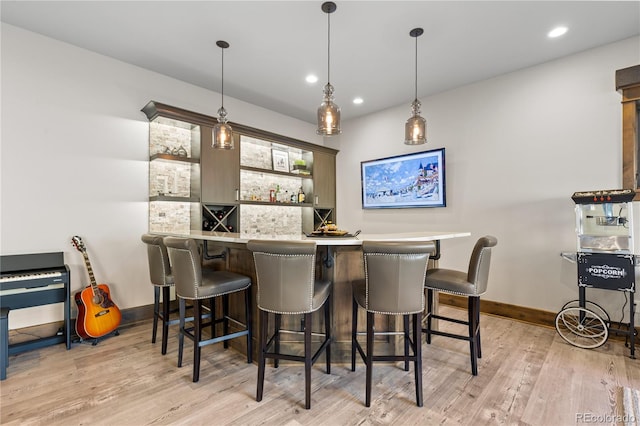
[313,150,336,208]
[201,130,240,204]
[617,65,640,197]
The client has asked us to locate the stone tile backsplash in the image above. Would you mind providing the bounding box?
[240,204,302,237]
[149,119,197,157]
[149,201,193,233]
[150,160,193,197]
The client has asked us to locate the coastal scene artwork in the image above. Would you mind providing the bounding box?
[361,148,445,209]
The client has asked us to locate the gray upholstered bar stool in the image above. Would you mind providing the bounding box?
[247,240,332,410]
[163,236,252,383]
[422,235,497,376]
[141,234,178,355]
[351,241,435,407]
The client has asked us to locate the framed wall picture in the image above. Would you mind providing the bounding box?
[272,149,290,172]
[361,148,446,209]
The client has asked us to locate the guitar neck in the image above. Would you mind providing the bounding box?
[82,251,99,290]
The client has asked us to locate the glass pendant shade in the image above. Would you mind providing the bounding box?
[317,2,341,136]
[317,83,341,136]
[404,27,426,145]
[212,40,233,149]
[404,99,426,145]
[213,107,233,149]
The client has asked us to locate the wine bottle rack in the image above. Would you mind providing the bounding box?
[202,204,238,232]
[314,208,334,231]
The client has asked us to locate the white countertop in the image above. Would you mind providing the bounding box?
[156,230,471,246]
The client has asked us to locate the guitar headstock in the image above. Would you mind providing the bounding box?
[71,236,86,253]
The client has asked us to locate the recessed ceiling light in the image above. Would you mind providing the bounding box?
[353,97,363,105]
[306,74,318,84]
[548,26,568,38]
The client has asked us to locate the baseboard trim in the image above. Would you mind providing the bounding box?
[438,293,558,328]
[439,293,640,343]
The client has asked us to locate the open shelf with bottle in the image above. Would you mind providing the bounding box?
[202,204,238,233]
[240,168,311,206]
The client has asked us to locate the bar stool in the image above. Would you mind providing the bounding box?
[351,241,435,407]
[163,236,252,383]
[247,240,332,410]
[141,234,179,355]
[422,235,497,376]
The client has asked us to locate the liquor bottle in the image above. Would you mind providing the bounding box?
[284,190,290,203]
[298,187,305,203]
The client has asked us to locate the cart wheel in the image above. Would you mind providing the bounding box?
[555,307,609,349]
[561,300,611,326]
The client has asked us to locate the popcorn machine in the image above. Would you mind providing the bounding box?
[556,189,637,358]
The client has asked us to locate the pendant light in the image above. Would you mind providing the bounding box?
[317,1,341,136]
[404,28,426,145]
[213,40,234,149]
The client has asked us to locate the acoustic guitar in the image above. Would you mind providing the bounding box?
[71,236,121,339]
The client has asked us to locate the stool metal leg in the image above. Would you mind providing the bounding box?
[178,298,186,368]
[403,315,410,371]
[304,312,312,410]
[325,290,332,374]
[351,297,358,372]
[468,296,478,376]
[152,286,160,344]
[161,286,171,355]
[223,294,229,349]
[193,300,202,382]
[414,312,423,407]
[475,297,482,359]
[365,311,374,407]
[425,289,434,344]
[245,287,253,364]
[210,297,216,341]
[274,314,281,368]
[256,309,268,402]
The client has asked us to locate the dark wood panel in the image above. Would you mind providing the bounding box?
[616,65,640,91]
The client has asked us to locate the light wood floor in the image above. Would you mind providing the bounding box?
[1,306,639,425]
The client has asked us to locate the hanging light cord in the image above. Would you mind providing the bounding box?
[221,47,225,108]
[414,33,418,101]
[327,11,331,84]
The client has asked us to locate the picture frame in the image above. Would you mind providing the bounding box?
[361,148,446,209]
[272,149,290,172]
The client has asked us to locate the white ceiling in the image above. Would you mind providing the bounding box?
[2,1,639,124]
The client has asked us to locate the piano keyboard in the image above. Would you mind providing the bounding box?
[0,271,63,283]
[0,282,65,296]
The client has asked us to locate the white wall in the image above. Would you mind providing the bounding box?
[0,23,321,328]
[329,36,640,321]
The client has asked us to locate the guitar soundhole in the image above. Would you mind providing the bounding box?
[96,288,115,308]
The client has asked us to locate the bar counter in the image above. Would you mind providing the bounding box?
[153,230,470,362]
[159,230,470,245]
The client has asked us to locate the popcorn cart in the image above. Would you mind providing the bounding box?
[556,189,637,358]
